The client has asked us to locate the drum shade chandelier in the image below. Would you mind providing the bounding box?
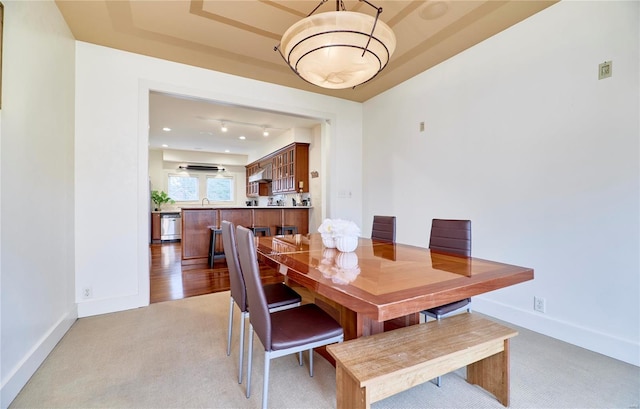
[275,0,396,90]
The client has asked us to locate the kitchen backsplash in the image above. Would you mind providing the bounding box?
[152,192,312,211]
[257,192,311,207]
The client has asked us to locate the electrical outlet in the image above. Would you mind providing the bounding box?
[534,296,546,313]
[82,287,93,299]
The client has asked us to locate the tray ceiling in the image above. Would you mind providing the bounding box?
[55,0,557,103]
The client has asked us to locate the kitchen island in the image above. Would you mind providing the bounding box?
[180,206,310,265]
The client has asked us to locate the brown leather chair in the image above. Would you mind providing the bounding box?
[422,218,472,386]
[221,220,301,385]
[236,225,344,409]
[371,215,396,242]
[428,219,471,257]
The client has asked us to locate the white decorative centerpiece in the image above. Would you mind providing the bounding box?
[322,236,337,248]
[335,236,358,253]
[318,218,337,248]
[318,218,360,252]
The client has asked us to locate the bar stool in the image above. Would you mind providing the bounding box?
[250,226,271,236]
[276,225,298,235]
[209,227,224,268]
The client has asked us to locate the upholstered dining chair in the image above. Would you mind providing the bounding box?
[236,225,344,409]
[371,215,396,242]
[421,218,472,387]
[221,220,301,385]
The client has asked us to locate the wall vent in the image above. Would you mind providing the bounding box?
[178,165,225,172]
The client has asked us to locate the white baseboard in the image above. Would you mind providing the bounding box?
[473,297,639,367]
[1,306,78,409]
[77,292,148,318]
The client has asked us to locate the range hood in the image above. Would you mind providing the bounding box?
[248,167,272,183]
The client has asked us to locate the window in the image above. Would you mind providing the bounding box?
[206,176,234,202]
[168,174,199,201]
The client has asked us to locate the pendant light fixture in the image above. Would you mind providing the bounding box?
[275,0,396,90]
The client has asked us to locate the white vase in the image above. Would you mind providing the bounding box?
[336,236,358,252]
[322,234,336,248]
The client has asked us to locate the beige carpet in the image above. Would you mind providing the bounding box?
[9,291,640,408]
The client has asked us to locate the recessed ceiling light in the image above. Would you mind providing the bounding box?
[161,144,169,148]
[221,122,228,132]
[239,136,246,140]
[225,149,230,153]
[162,127,171,132]
[263,127,269,137]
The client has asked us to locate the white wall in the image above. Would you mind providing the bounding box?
[247,128,295,163]
[363,1,639,365]
[74,43,363,317]
[309,124,324,231]
[148,149,164,195]
[0,1,77,406]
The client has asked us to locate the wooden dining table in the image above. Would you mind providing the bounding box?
[256,233,534,342]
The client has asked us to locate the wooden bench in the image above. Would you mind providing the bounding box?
[326,313,517,409]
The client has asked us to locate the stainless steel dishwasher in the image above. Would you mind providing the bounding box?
[160,213,181,241]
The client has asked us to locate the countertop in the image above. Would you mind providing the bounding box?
[153,206,312,213]
[180,206,312,210]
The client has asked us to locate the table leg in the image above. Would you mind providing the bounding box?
[384,312,420,332]
[359,315,384,337]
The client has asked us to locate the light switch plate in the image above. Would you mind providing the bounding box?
[598,61,612,80]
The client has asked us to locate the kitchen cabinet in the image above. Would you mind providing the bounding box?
[283,208,309,235]
[151,213,161,242]
[271,143,309,194]
[180,207,309,265]
[246,163,259,197]
[253,208,283,237]
[245,142,309,196]
[245,163,270,197]
[181,209,217,264]
[219,208,252,229]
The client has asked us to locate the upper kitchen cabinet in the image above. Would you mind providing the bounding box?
[271,143,309,194]
[245,162,270,197]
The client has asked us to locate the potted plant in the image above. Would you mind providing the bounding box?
[151,190,175,211]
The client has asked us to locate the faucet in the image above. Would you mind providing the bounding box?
[201,198,210,206]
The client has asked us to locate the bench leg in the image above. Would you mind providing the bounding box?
[335,363,368,409]
[467,339,511,407]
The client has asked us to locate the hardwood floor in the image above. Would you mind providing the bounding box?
[149,242,284,304]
